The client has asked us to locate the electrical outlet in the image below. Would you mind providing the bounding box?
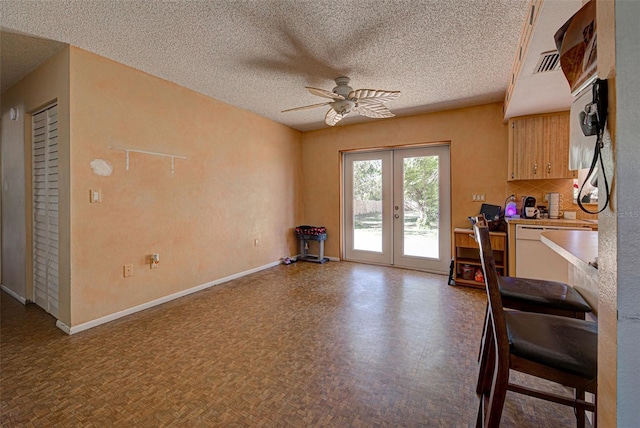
[124,264,133,277]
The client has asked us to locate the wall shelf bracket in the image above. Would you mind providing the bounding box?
[108,146,187,175]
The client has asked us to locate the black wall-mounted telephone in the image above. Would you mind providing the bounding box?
[579,79,608,137]
[577,78,610,214]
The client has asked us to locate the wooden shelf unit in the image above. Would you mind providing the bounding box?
[453,228,507,288]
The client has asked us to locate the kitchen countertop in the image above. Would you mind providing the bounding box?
[541,230,598,271]
[541,229,599,315]
[503,216,597,281]
[506,217,597,229]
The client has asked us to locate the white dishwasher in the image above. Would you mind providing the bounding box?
[515,225,589,282]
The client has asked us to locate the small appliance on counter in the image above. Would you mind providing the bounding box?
[521,196,538,218]
[504,195,518,217]
[537,205,549,219]
[547,192,562,219]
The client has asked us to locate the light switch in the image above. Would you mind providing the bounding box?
[90,189,101,203]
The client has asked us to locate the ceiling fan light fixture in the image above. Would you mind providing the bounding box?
[330,99,356,115]
[282,76,400,127]
[332,77,353,98]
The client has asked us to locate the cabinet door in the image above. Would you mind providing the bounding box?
[542,113,574,179]
[509,112,575,180]
[512,116,544,180]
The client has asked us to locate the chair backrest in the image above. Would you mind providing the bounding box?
[472,217,510,357]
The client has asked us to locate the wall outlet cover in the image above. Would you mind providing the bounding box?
[124,264,133,277]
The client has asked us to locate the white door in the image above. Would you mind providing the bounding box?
[32,103,59,317]
[344,145,451,273]
[344,151,393,265]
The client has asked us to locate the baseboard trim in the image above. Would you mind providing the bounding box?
[58,260,283,335]
[0,284,27,305]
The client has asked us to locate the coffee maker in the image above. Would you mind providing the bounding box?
[521,196,538,218]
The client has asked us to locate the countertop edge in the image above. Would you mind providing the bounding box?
[506,218,597,228]
[540,231,598,274]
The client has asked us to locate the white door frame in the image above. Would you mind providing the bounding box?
[342,144,451,273]
[392,145,451,272]
[343,151,393,265]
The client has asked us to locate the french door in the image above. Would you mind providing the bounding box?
[343,145,450,273]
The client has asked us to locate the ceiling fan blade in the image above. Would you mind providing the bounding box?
[281,102,331,113]
[349,89,401,104]
[307,86,345,100]
[325,108,345,126]
[354,103,395,119]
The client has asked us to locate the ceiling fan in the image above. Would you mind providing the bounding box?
[282,77,401,126]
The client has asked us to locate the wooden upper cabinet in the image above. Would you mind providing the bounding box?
[511,115,543,180]
[507,112,575,181]
[542,114,571,179]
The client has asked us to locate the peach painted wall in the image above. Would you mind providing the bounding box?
[68,47,303,325]
[1,47,71,325]
[301,103,508,259]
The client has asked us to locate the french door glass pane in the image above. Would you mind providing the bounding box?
[353,159,383,252]
[402,156,439,258]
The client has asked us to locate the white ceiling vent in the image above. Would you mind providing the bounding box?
[534,50,561,73]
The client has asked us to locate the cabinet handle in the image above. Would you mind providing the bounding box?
[547,162,551,174]
[534,163,538,175]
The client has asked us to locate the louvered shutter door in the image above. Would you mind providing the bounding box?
[32,104,59,317]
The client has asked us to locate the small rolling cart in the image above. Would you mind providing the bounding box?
[295,225,329,264]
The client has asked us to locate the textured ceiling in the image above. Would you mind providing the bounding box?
[1,0,529,131]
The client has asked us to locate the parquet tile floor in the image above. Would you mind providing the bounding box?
[1,262,578,427]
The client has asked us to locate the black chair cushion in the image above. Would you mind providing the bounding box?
[499,276,592,313]
[505,311,597,379]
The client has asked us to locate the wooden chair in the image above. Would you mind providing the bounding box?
[473,218,597,428]
[473,214,592,395]
[471,215,592,318]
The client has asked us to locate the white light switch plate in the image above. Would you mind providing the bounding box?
[90,189,101,203]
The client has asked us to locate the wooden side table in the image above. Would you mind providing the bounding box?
[453,228,507,288]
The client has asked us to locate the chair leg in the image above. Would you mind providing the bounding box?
[593,393,597,428]
[477,317,495,395]
[484,362,509,428]
[476,331,508,428]
[478,303,489,362]
[576,389,586,428]
[476,341,490,394]
[476,395,484,428]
